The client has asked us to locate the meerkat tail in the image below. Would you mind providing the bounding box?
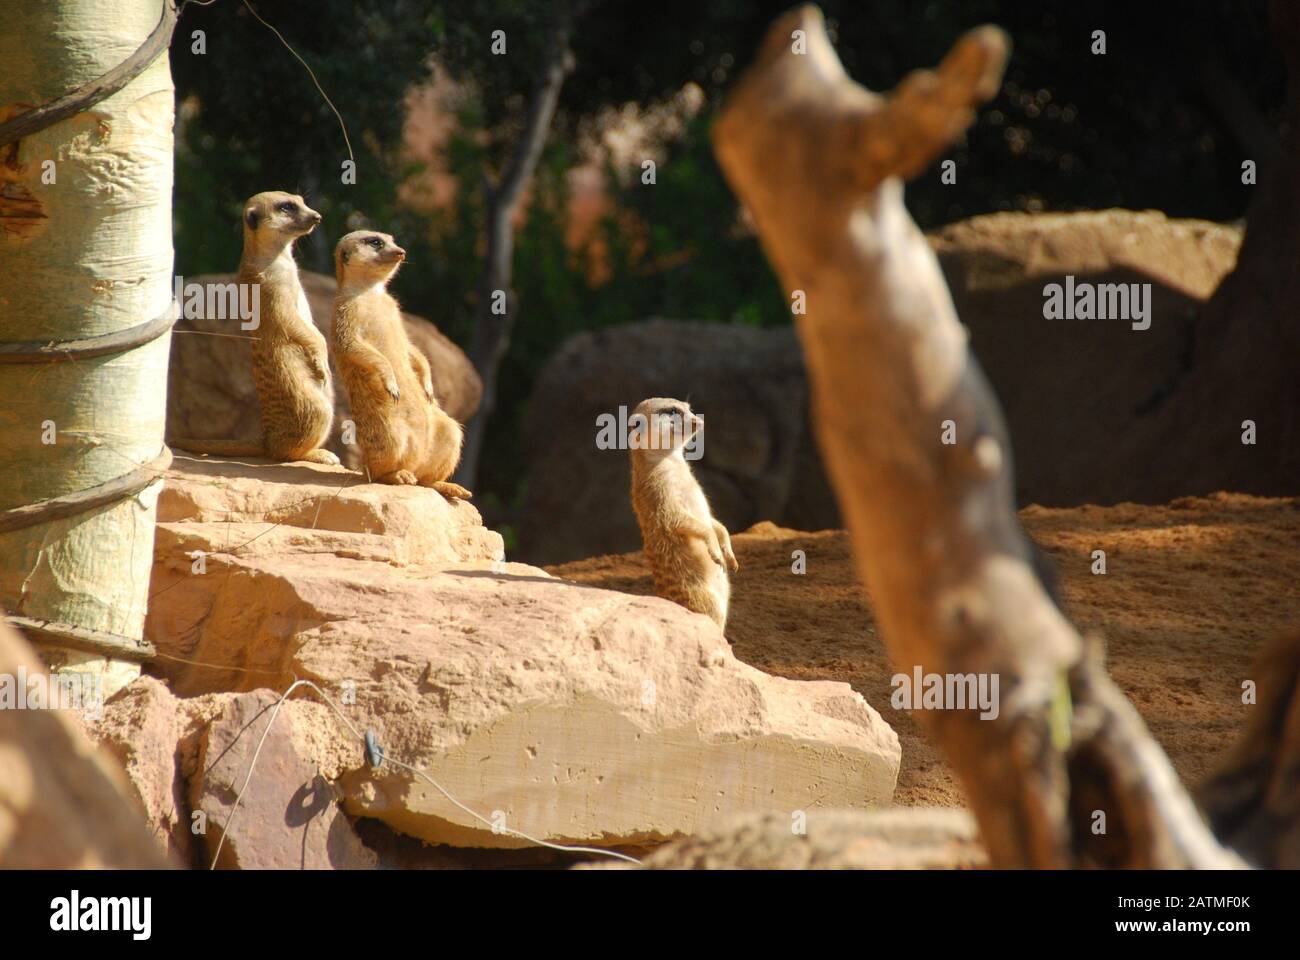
[169,437,265,457]
[429,480,472,500]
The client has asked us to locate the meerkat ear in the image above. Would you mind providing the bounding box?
[245,208,260,230]
[339,247,350,264]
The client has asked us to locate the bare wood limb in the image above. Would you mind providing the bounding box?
[712,4,1241,869]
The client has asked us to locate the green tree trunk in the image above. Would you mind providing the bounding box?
[0,0,174,696]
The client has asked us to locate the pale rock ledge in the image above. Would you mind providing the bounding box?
[139,454,900,851]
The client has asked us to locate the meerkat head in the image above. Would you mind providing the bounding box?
[630,397,704,461]
[334,230,406,289]
[242,191,321,247]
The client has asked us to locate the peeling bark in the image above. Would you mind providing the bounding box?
[0,0,174,697]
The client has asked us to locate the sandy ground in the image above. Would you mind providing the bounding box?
[547,493,1300,808]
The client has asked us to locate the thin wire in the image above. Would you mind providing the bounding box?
[153,649,284,677]
[239,0,354,164]
[171,330,261,341]
[212,679,642,867]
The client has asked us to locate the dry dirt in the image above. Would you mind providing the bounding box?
[548,493,1300,808]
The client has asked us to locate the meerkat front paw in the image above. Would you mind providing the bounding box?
[423,377,435,401]
[724,547,739,573]
[378,469,418,485]
[384,378,400,401]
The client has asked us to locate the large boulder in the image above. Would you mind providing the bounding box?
[930,210,1242,506]
[166,270,482,459]
[193,690,379,869]
[85,673,380,869]
[517,211,1248,564]
[142,456,901,852]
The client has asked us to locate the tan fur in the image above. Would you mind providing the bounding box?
[629,397,737,632]
[172,191,338,465]
[330,230,470,499]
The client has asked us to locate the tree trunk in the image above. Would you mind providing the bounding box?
[456,25,572,490]
[0,0,174,697]
[713,5,1240,868]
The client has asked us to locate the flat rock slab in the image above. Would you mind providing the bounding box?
[157,453,504,568]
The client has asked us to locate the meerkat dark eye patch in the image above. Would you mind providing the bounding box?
[276,202,296,213]
[245,209,260,230]
[367,237,383,248]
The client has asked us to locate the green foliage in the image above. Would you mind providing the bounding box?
[173,0,439,274]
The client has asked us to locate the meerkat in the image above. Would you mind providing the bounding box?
[330,230,471,499]
[629,397,738,632]
[171,191,338,465]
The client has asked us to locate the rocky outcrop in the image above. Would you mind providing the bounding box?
[137,455,900,856]
[88,675,211,865]
[516,212,1249,564]
[166,270,482,460]
[195,690,378,869]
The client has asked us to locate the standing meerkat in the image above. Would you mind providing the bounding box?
[172,191,338,465]
[330,230,471,499]
[629,397,738,632]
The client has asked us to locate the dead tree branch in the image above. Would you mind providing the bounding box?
[712,4,1241,868]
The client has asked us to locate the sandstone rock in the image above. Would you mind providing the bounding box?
[80,674,208,863]
[145,456,901,850]
[930,210,1243,506]
[516,213,1250,564]
[0,619,168,868]
[167,270,481,459]
[193,690,377,870]
[148,454,503,694]
[158,452,504,567]
[86,675,212,865]
[605,807,987,869]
